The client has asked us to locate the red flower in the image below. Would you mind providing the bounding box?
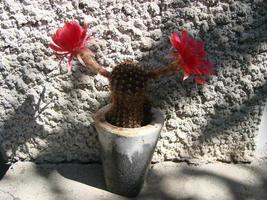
[50,21,90,71]
[170,31,215,84]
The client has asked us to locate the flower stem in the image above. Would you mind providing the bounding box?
[147,60,179,79]
[77,48,111,79]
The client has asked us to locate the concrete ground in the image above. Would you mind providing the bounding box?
[0,159,267,200]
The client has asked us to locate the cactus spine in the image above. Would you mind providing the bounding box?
[106,62,151,128]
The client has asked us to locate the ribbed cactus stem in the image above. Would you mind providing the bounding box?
[107,91,148,127]
[77,48,111,79]
[106,62,151,128]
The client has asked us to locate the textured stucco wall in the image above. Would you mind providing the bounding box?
[0,0,266,163]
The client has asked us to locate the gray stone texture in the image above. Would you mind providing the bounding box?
[0,0,266,163]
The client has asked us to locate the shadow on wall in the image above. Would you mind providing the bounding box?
[195,82,267,157]
[192,0,267,156]
[0,92,97,164]
[148,0,267,106]
[132,0,267,109]
[0,95,43,162]
[137,0,267,162]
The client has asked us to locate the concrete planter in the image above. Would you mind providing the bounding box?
[94,104,164,197]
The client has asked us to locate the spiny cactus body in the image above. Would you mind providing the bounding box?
[106,62,151,128]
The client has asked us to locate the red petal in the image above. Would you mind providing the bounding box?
[195,76,206,84]
[170,32,181,50]
[65,22,83,49]
[52,28,63,46]
[77,21,89,48]
[52,21,83,52]
[168,30,214,84]
[193,66,202,76]
[180,30,189,44]
[54,52,69,56]
[184,66,192,77]
[82,21,88,40]
[201,68,216,75]
[67,54,74,72]
[49,44,67,52]
[195,40,204,51]
[203,60,215,67]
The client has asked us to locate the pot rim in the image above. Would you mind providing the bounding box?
[94,104,164,137]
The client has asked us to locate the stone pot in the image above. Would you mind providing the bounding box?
[94,104,164,197]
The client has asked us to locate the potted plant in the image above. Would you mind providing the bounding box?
[49,20,214,197]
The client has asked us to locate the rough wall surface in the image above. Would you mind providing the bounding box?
[0,0,266,163]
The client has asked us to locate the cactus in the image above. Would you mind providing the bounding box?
[106,62,150,128]
[105,61,181,127]
[50,21,214,128]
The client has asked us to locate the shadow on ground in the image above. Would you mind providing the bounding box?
[0,152,9,180]
[136,162,267,200]
[56,163,106,190]
[28,161,267,200]
[33,163,106,199]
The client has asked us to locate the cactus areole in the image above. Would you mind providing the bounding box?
[50,21,215,128]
